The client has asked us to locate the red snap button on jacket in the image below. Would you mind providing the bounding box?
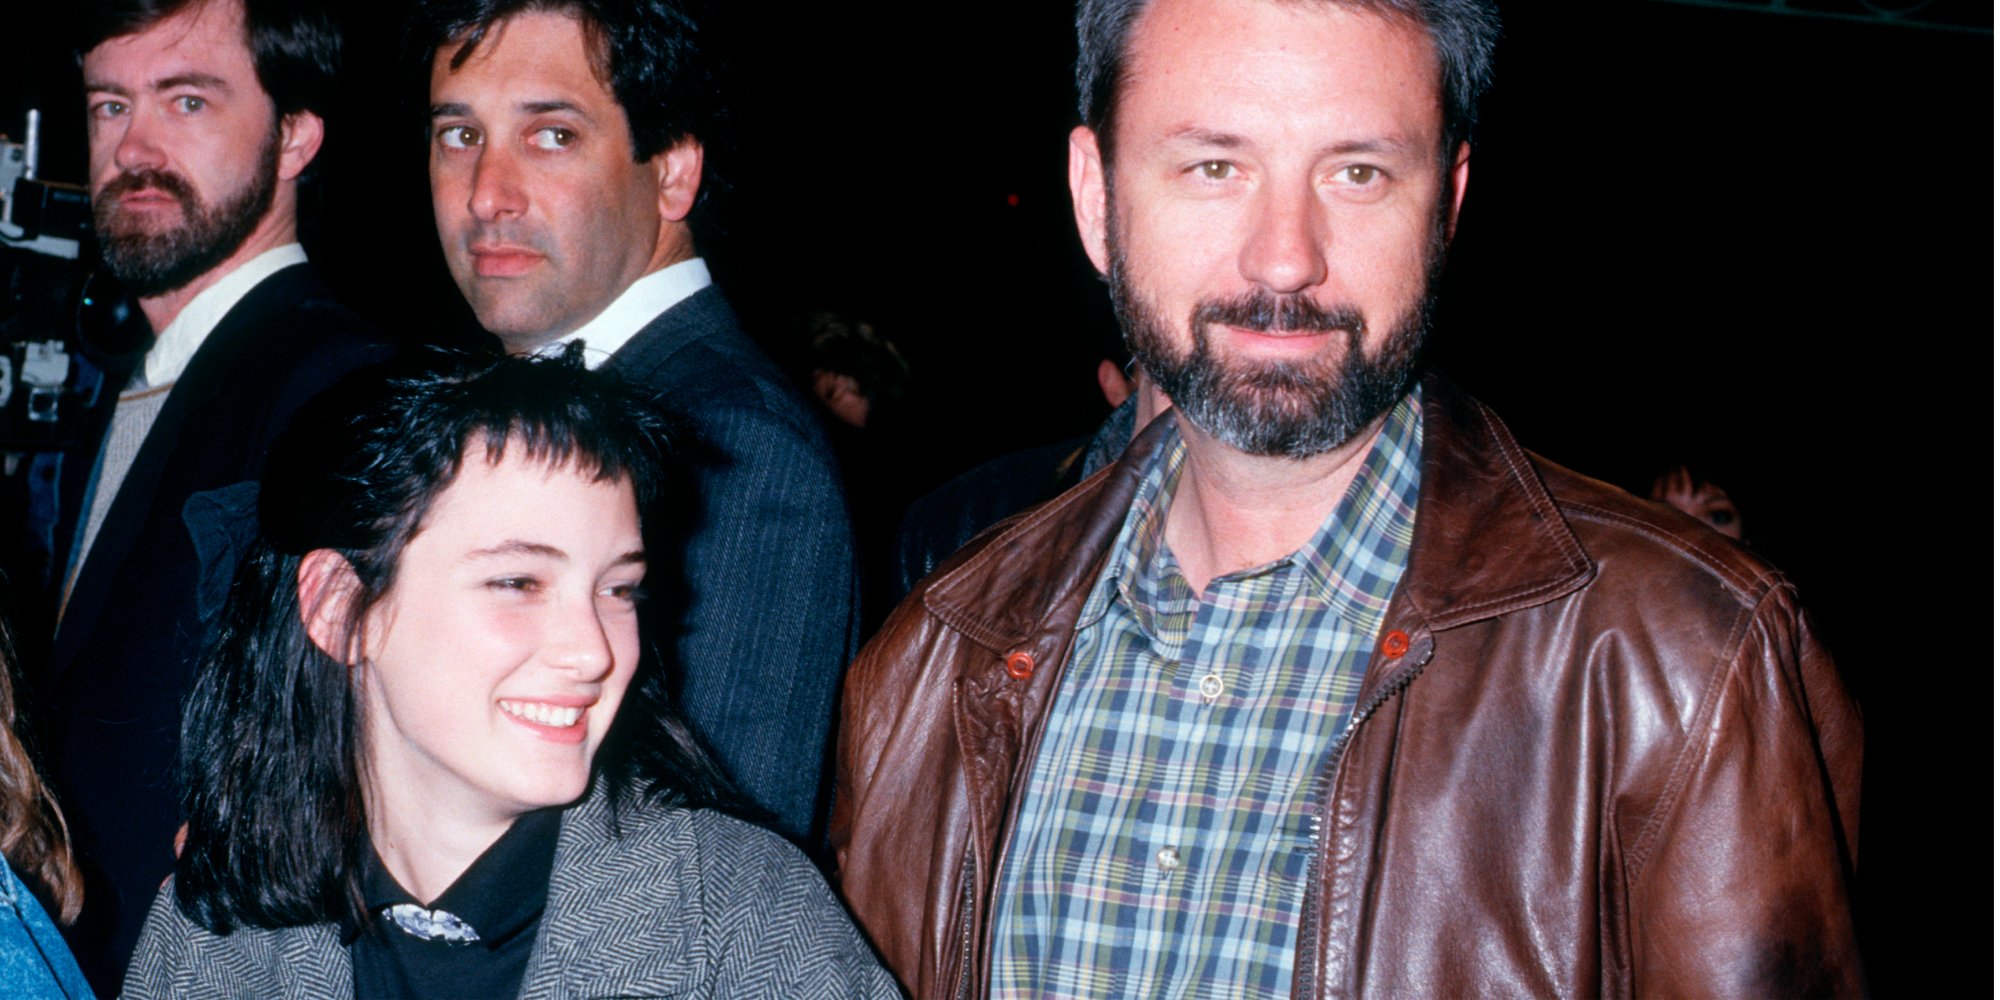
[1380,630,1410,658]
[1005,651,1035,679]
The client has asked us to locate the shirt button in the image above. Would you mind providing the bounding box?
[1197,673,1223,703]
[1156,846,1181,873]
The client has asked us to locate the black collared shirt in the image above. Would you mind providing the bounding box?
[343,808,562,1000]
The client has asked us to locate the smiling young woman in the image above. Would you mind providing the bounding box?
[121,350,897,998]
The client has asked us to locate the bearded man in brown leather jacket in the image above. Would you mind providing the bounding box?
[832,0,1863,996]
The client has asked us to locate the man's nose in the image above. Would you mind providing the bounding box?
[468,145,528,222]
[1238,180,1329,295]
[109,111,166,174]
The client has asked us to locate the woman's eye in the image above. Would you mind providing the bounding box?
[490,576,539,593]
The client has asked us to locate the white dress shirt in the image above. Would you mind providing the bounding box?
[539,257,712,370]
[144,243,309,388]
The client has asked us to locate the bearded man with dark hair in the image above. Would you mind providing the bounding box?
[43,0,387,989]
[832,0,1864,996]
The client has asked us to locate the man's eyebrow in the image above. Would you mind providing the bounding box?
[154,73,231,93]
[1164,126,1246,149]
[428,99,599,123]
[1161,128,1427,160]
[83,80,132,98]
[1316,136,1424,159]
[520,99,596,123]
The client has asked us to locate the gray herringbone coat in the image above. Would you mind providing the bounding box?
[122,790,901,998]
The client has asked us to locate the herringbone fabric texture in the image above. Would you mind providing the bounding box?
[124,787,901,998]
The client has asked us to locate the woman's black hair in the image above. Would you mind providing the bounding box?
[174,347,743,933]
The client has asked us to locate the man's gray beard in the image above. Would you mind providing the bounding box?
[1109,236,1435,462]
[93,127,279,298]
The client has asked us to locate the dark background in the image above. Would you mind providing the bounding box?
[5,0,1991,994]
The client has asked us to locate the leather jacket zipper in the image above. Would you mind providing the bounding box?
[1295,647,1430,998]
[954,850,978,1000]
[954,636,1071,999]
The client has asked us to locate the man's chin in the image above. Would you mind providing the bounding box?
[466,293,572,353]
[1202,323,1347,361]
[1154,336,1420,460]
[98,214,188,248]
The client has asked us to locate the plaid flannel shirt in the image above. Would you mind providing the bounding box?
[990,390,1423,999]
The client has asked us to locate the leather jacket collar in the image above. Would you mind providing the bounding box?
[924,374,1594,655]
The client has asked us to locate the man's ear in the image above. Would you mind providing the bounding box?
[1068,125,1111,275]
[1096,358,1133,409]
[298,548,361,662]
[276,110,326,183]
[656,138,704,224]
[1443,140,1471,243]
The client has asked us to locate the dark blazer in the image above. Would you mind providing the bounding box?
[604,285,858,844]
[42,263,389,994]
[124,787,901,999]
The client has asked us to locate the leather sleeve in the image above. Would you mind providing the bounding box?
[830,600,953,999]
[1624,583,1864,997]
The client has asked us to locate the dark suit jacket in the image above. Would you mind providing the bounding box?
[604,285,857,845]
[42,263,389,994]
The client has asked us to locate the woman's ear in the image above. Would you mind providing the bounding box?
[297,549,362,662]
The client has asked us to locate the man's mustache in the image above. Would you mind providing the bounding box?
[1192,291,1365,336]
[97,167,198,209]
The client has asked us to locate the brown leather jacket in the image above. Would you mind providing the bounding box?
[833,378,1862,999]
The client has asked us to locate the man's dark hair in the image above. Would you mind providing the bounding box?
[1076,0,1499,163]
[410,0,730,236]
[172,348,743,934]
[77,0,342,130]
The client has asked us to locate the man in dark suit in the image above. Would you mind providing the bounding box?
[43,0,387,988]
[415,0,856,844]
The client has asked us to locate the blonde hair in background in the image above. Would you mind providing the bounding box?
[0,617,80,922]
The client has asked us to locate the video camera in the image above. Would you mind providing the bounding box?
[1,109,149,599]
[0,109,108,453]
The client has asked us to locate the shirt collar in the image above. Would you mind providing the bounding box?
[144,243,307,388]
[1077,387,1425,633]
[1077,420,1176,630]
[345,807,563,949]
[540,257,712,370]
[1292,388,1423,626]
